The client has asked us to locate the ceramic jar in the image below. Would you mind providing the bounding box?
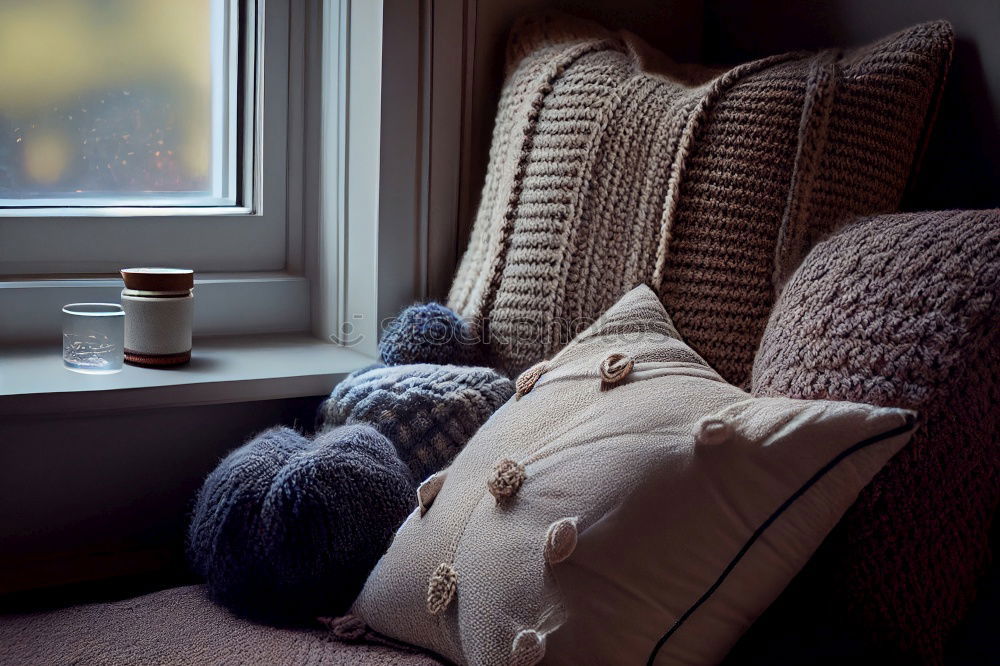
[120,268,194,367]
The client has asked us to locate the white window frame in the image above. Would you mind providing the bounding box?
[0,0,309,342]
[0,0,288,275]
[310,0,472,358]
[1,0,471,354]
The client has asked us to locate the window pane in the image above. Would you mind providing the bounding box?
[0,0,235,207]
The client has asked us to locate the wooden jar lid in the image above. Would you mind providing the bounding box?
[120,268,194,292]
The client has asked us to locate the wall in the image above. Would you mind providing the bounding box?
[0,396,322,600]
[703,0,1000,210]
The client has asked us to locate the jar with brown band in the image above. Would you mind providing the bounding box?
[120,268,194,367]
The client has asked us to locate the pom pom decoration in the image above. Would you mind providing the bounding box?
[379,302,485,367]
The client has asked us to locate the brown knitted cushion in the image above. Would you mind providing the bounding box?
[448,13,954,383]
[752,209,1000,662]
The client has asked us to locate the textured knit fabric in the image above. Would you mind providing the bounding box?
[188,425,414,622]
[379,303,486,367]
[447,13,953,384]
[752,209,1000,662]
[0,584,444,666]
[321,364,514,482]
[351,286,915,666]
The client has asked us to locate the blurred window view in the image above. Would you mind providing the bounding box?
[0,0,236,208]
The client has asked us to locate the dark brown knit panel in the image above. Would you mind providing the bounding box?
[661,59,807,388]
[753,209,1000,662]
[449,13,954,380]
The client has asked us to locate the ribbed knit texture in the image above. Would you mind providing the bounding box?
[752,209,1000,662]
[448,13,953,384]
[379,303,486,367]
[188,425,414,623]
[320,364,515,482]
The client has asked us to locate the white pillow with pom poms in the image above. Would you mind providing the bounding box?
[349,285,916,665]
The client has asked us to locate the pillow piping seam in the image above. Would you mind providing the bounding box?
[645,413,917,665]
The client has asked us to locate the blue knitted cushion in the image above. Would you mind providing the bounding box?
[321,364,514,482]
[379,302,486,366]
[188,425,414,623]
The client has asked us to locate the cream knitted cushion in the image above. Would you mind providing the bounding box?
[448,13,954,385]
[350,285,916,665]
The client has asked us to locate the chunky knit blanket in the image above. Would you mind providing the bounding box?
[448,13,953,384]
[753,209,1000,662]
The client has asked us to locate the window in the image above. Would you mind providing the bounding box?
[0,0,303,340]
[0,0,442,347]
[0,0,238,208]
[0,0,288,281]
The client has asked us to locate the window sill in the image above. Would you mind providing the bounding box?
[0,333,374,418]
[0,273,310,342]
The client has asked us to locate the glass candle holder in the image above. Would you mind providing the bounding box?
[62,303,125,374]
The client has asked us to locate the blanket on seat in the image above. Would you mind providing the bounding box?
[0,585,442,666]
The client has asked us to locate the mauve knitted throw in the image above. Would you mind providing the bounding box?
[321,364,514,482]
[753,209,1000,662]
[448,13,953,383]
[188,425,414,623]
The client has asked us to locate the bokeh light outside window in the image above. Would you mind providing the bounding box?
[0,0,236,207]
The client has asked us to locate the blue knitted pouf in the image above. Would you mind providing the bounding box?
[320,364,514,482]
[187,425,414,623]
[379,302,486,367]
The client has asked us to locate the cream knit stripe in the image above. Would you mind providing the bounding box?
[453,51,557,319]
[478,41,622,343]
[621,81,677,304]
[489,50,625,371]
[564,70,636,329]
[447,95,514,315]
[576,75,662,329]
[450,26,599,319]
[547,70,644,357]
[447,82,519,315]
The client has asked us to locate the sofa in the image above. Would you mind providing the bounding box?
[2,4,999,665]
